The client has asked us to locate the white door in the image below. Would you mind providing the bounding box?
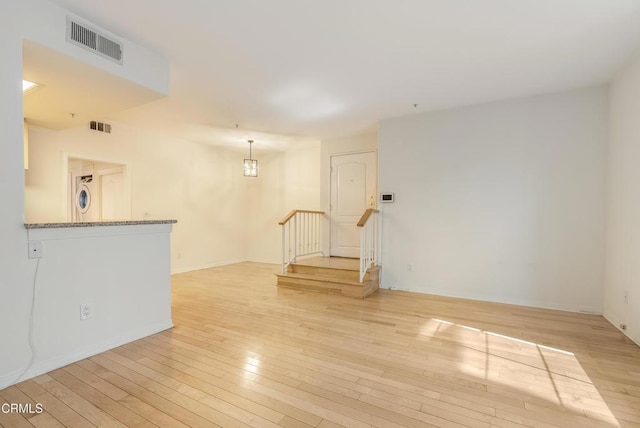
[330,152,376,258]
[99,169,125,220]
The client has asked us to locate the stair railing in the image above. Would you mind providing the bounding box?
[279,210,325,274]
[357,208,380,282]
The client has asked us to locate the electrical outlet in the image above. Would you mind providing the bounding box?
[621,324,627,331]
[28,241,43,259]
[80,303,93,320]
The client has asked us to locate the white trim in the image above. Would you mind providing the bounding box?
[603,309,640,347]
[247,258,281,265]
[171,259,246,274]
[380,284,604,315]
[0,320,173,390]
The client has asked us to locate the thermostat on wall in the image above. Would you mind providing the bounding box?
[380,193,394,203]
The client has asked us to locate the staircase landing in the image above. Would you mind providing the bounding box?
[276,256,379,299]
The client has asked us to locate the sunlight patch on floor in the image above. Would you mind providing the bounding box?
[419,318,620,427]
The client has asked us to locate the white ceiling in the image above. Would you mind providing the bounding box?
[45,0,640,142]
[23,40,164,130]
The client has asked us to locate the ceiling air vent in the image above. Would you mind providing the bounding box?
[66,17,123,64]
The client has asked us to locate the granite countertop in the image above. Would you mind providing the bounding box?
[24,220,178,229]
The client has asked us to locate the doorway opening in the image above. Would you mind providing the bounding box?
[67,156,130,222]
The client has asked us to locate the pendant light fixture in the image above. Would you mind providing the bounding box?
[243,140,258,177]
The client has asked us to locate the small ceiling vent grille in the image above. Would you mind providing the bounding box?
[66,17,123,64]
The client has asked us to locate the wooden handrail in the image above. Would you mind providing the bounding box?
[279,210,325,225]
[357,208,380,227]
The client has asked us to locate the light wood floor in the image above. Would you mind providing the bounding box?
[2,262,640,427]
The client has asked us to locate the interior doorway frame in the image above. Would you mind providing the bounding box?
[328,150,377,258]
[63,152,132,222]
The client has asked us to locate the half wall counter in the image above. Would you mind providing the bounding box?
[18,219,176,382]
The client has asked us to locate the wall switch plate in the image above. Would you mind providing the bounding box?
[80,303,93,320]
[28,241,43,259]
[380,193,395,203]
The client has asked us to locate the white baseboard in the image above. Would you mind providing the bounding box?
[603,309,623,331]
[246,258,280,265]
[0,320,173,390]
[172,259,281,274]
[603,309,640,347]
[171,259,245,274]
[382,283,603,315]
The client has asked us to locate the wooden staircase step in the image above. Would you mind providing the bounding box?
[279,271,365,287]
[276,273,378,299]
[289,264,378,282]
[276,263,380,298]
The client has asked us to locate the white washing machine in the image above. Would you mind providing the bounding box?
[74,175,97,222]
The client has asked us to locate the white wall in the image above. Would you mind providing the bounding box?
[604,52,640,345]
[25,123,322,269]
[379,86,608,312]
[9,224,173,387]
[0,2,32,393]
[246,144,321,264]
[320,132,378,255]
[25,123,249,273]
[1,0,170,388]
